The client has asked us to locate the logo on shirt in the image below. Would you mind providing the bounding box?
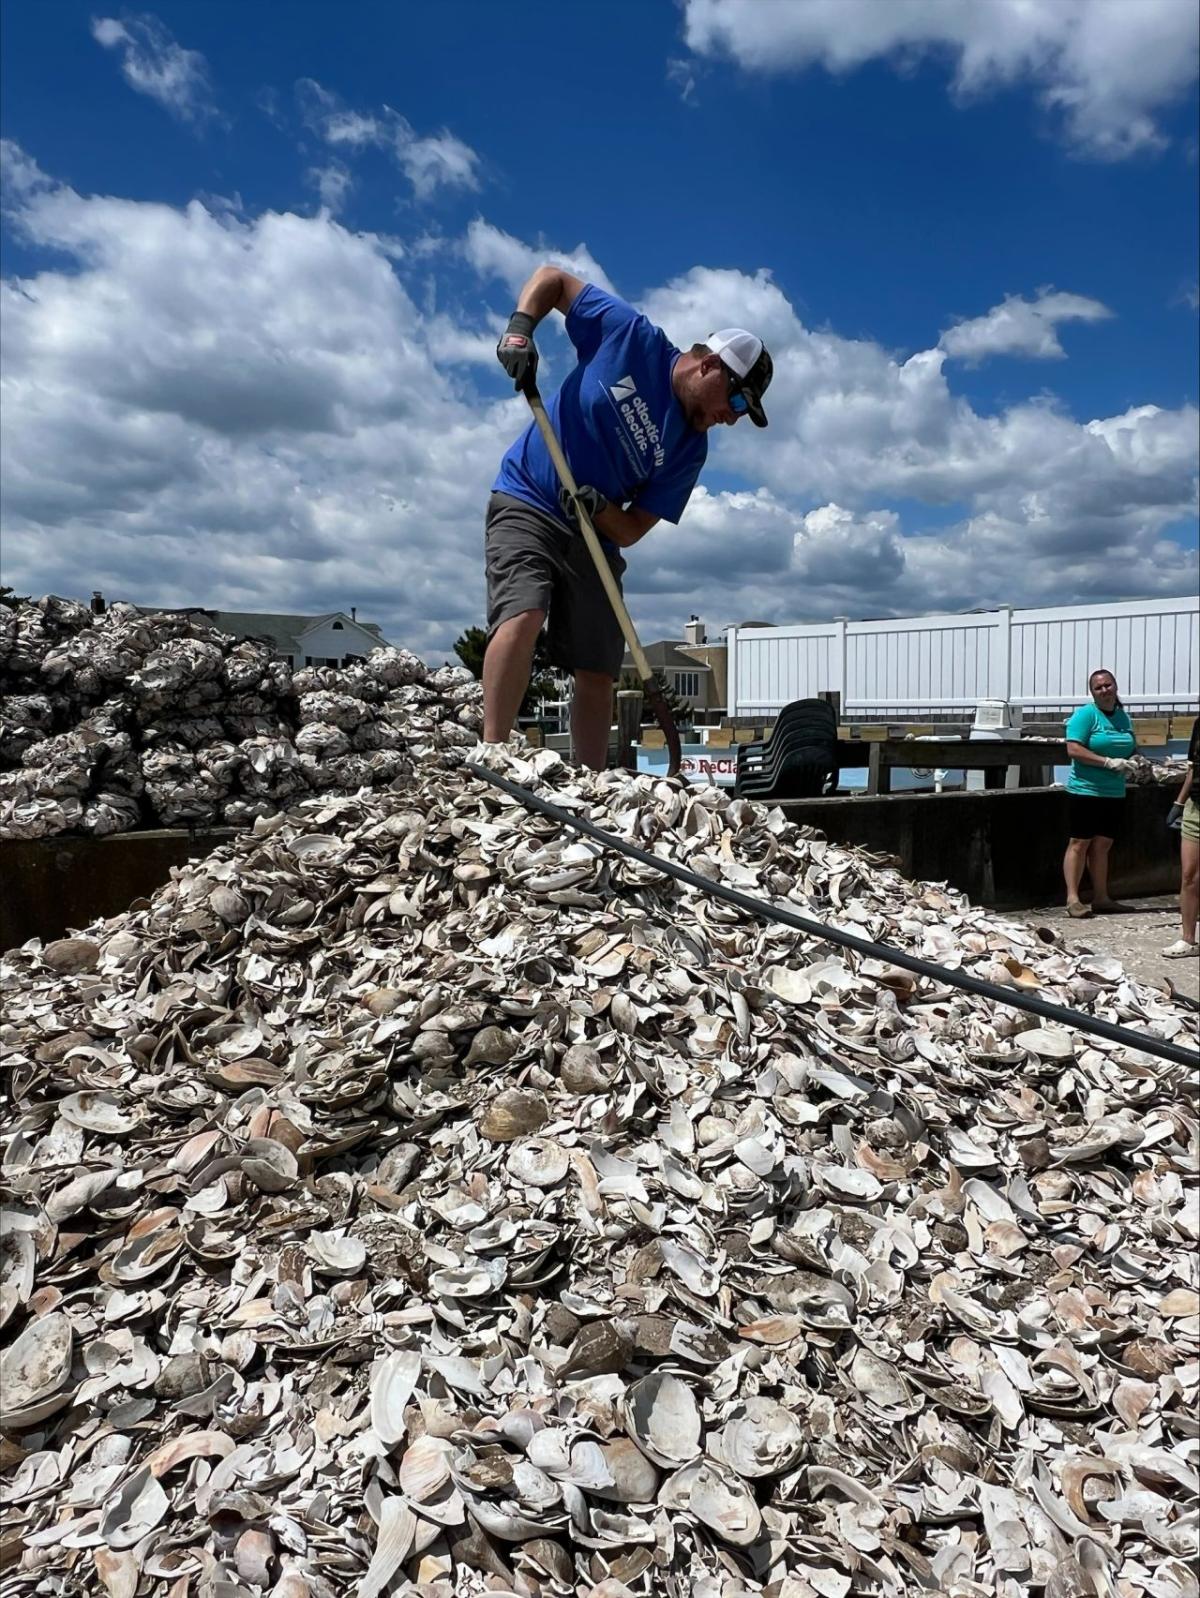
[606,376,666,470]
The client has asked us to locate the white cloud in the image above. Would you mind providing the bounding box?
[682,0,1199,158]
[1,150,517,658]
[1,154,1195,660]
[308,161,353,216]
[0,140,53,203]
[460,219,614,299]
[398,131,481,203]
[939,289,1112,363]
[297,80,481,202]
[91,12,215,125]
[792,504,906,588]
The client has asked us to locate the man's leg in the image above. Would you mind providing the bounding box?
[571,670,614,770]
[483,608,545,743]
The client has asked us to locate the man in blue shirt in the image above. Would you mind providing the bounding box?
[484,265,773,769]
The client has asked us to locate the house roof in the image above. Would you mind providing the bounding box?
[138,607,384,655]
[620,640,713,673]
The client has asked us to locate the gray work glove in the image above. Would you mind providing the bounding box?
[558,484,608,529]
[1102,756,1134,772]
[1166,802,1184,831]
[497,311,538,391]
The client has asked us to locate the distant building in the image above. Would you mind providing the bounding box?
[621,616,727,715]
[135,605,387,669]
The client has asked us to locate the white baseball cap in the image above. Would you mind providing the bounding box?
[704,329,772,427]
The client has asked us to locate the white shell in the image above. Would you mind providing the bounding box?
[0,1311,74,1413]
[715,1397,805,1478]
[506,1138,570,1189]
[306,1232,367,1277]
[622,1373,702,1469]
[399,1435,453,1502]
[370,1349,421,1448]
[57,1092,141,1135]
[660,1457,763,1546]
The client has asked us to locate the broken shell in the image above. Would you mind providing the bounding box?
[41,936,100,974]
[0,1311,74,1417]
[56,1092,141,1135]
[506,1138,570,1188]
[814,1164,883,1202]
[98,1465,169,1549]
[400,1435,453,1502]
[240,1138,299,1193]
[306,1232,367,1277]
[477,1089,549,1142]
[463,1026,518,1067]
[429,1258,507,1298]
[1018,1026,1075,1058]
[370,1349,421,1448]
[621,1373,702,1469]
[714,1397,805,1477]
[558,1042,614,1094]
[592,1438,661,1504]
[660,1457,763,1546]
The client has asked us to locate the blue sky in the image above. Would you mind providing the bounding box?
[2,0,1197,657]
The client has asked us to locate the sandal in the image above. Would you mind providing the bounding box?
[1162,939,1199,959]
[1066,901,1093,919]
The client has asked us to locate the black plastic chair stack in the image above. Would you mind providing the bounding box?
[734,698,840,799]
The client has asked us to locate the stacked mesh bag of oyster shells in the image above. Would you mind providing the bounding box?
[0,594,482,840]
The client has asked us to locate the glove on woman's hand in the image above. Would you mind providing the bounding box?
[1102,756,1133,772]
[1166,802,1184,831]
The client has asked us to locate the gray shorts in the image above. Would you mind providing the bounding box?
[485,492,627,678]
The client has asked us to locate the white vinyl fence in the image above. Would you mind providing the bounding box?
[727,595,1199,719]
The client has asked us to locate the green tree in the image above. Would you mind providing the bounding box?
[452,625,560,716]
[452,626,489,678]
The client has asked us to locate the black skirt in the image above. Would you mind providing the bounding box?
[1067,793,1124,841]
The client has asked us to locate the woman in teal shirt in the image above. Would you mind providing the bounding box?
[1062,668,1137,917]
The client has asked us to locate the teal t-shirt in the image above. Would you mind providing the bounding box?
[1065,702,1136,797]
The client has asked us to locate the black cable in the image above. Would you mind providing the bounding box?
[467,763,1200,1073]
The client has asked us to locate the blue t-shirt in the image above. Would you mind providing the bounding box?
[493,284,708,536]
[1065,702,1136,797]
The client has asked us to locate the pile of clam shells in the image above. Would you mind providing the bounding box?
[2,743,1197,1598]
[0,595,481,839]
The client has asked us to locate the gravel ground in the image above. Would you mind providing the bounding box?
[1022,891,1199,1004]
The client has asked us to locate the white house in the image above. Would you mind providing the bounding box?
[137,606,388,669]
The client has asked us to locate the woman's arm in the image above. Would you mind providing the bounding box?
[1066,740,1125,770]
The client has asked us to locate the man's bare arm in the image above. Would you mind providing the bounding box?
[592,504,659,549]
[515,266,586,324]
